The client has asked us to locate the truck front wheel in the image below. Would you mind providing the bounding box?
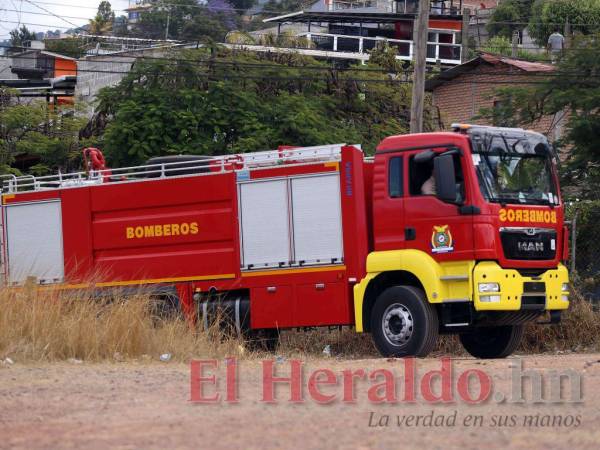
[370,286,439,357]
[459,325,524,359]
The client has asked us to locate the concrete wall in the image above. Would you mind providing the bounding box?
[0,57,18,80]
[76,46,185,113]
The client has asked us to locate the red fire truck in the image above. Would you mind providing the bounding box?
[0,125,570,358]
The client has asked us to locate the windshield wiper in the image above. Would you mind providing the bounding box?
[492,196,553,206]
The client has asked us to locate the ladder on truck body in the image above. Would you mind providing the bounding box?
[0,143,357,194]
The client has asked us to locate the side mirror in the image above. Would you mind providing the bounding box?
[434,154,461,204]
[414,150,435,164]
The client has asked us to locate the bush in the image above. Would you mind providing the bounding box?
[528,0,600,46]
[566,201,600,301]
[479,36,548,62]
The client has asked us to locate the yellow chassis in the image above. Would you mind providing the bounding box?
[353,250,569,332]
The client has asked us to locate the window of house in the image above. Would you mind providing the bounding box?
[388,156,403,198]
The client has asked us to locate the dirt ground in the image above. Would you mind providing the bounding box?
[1,353,599,450]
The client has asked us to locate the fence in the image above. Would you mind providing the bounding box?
[297,32,462,65]
[567,201,600,303]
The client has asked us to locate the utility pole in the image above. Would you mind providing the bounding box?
[564,19,571,50]
[165,7,171,40]
[511,30,519,58]
[410,0,430,133]
[461,8,470,63]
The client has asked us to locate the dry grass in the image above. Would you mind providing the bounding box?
[0,286,241,363]
[1,284,599,363]
[521,290,600,353]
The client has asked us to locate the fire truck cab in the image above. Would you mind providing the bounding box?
[0,125,570,358]
[355,124,569,357]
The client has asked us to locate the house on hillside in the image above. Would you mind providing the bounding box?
[262,0,467,66]
[124,1,154,30]
[11,49,77,80]
[1,46,77,105]
[425,52,567,141]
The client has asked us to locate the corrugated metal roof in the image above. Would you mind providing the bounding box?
[264,10,461,24]
[13,50,77,61]
[480,53,554,72]
[426,52,554,90]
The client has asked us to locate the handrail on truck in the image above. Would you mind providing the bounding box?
[0,144,354,194]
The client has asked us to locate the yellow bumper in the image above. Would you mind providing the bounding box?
[352,249,570,332]
[473,261,569,311]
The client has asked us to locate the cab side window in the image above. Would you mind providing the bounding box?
[409,150,465,201]
[409,154,435,196]
[388,157,403,198]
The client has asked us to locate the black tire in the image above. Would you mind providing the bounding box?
[246,329,280,352]
[459,325,524,359]
[370,286,439,357]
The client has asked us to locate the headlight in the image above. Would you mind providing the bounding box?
[562,283,569,292]
[480,295,501,303]
[479,282,500,293]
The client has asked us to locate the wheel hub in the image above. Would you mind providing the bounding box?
[382,303,413,346]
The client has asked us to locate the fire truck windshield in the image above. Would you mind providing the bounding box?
[469,129,559,206]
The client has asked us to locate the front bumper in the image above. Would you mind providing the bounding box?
[472,261,569,311]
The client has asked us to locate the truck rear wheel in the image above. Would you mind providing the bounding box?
[370,286,438,358]
[246,329,279,352]
[459,325,524,359]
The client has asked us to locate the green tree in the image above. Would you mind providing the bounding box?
[228,0,255,11]
[476,34,600,199]
[479,36,547,61]
[89,1,115,35]
[132,0,236,41]
[44,37,87,58]
[487,0,535,40]
[8,25,37,49]
[112,15,129,36]
[261,0,303,14]
[0,92,87,175]
[91,49,417,166]
[528,0,600,46]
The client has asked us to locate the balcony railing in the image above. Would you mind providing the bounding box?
[327,0,463,15]
[298,32,462,65]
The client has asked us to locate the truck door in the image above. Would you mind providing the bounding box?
[402,147,475,262]
[373,154,406,251]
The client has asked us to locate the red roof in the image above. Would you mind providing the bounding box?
[479,53,555,72]
[426,52,554,91]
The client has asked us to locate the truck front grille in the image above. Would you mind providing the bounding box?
[500,227,557,260]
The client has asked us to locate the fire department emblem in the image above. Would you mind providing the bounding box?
[431,225,454,253]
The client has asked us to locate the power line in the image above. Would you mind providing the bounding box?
[0,19,78,29]
[5,46,600,80]
[22,0,81,29]
[2,59,598,85]
[10,0,106,11]
[479,20,600,27]
[21,0,600,23]
[10,0,23,28]
[9,0,290,15]
[0,8,92,22]
[475,44,600,52]
[3,47,596,76]
[4,44,600,78]
[0,45,410,74]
